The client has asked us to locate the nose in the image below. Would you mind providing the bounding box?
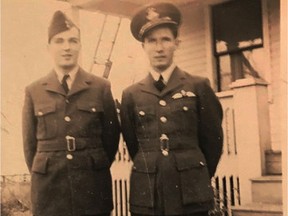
[155,41,164,52]
[62,41,70,50]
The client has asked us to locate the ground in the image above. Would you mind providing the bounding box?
[1,181,31,216]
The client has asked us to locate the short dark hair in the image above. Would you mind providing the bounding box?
[142,23,178,41]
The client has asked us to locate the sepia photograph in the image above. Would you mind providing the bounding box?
[1,0,287,215]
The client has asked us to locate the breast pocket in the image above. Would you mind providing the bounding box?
[171,98,198,131]
[135,105,156,122]
[77,102,103,119]
[77,102,104,136]
[35,103,57,139]
[174,150,214,205]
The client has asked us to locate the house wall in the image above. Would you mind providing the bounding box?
[266,0,281,151]
[176,3,208,77]
[176,0,282,151]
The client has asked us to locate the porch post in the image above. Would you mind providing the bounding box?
[230,78,271,204]
[280,0,287,214]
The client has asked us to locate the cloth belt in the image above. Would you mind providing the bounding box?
[37,137,102,152]
[137,137,199,152]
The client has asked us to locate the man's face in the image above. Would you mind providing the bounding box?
[142,26,179,72]
[48,27,81,70]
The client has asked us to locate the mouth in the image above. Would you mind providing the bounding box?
[154,55,166,60]
[62,54,73,58]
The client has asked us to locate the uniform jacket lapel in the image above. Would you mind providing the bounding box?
[160,67,185,96]
[42,68,91,97]
[139,67,186,97]
[43,70,66,96]
[139,73,161,96]
[68,68,91,96]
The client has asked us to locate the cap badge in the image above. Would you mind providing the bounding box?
[146,7,160,21]
[65,20,72,29]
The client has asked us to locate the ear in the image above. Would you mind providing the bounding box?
[175,38,180,48]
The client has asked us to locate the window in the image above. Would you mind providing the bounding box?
[212,0,264,91]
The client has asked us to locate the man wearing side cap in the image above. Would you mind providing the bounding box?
[22,11,120,216]
[120,3,223,216]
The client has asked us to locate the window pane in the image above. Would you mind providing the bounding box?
[212,0,263,54]
[242,48,265,79]
[219,56,232,91]
[218,47,265,91]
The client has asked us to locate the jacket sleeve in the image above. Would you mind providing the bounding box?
[102,81,120,163]
[120,89,139,160]
[22,87,37,172]
[197,79,223,178]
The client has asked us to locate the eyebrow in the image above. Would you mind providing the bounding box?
[53,36,79,40]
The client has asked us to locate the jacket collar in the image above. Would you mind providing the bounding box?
[139,67,186,97]
[42,68,92,96]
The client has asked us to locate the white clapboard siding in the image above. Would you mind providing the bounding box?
[175,3,207,76]
[267,0,281,150]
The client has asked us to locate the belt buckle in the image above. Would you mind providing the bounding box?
[66,136,76,151]
[160,134,169,156]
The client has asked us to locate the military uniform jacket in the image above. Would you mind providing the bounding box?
[120,67,223,215]
[22,68,120,216]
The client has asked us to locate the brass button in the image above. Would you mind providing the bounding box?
[38,111,43,116]
[64,116,71,122]
[139,111,145,116]
[160,134,169,140]
[159,100,167,106]
[66,154,73,160]
[199,161,205,166]
[91,108,96,112]
[160,116,167,123]
[183,106,189,111]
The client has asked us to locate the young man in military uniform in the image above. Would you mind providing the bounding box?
[120,3,223,216]
[22,11,120,216]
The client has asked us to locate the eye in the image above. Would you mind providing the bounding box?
[162,37,172,42]
[146,38,156,43]
[69,38,80,44]
[53,38,64,44]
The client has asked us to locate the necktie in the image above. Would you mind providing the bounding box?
[62,74,70,94]
[154,75,166,92]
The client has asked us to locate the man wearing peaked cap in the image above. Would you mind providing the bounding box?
[22,10,120,216]
[130,2,181,42]
[121,2,223,216]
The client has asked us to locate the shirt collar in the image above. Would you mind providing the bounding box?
[149,63,176,84]
[55,65,79,83]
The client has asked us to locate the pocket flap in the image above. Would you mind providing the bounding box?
[34,104,56,116]
[90,150,110,169]
[132,152,157,173]
[31,154,49,174]
[135,105,156,116]
[171,99,197,112]
[174,150,207,171]
[77,102,103,113]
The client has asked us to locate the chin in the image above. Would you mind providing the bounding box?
[155,65,169,71]
[60,64,76,70]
